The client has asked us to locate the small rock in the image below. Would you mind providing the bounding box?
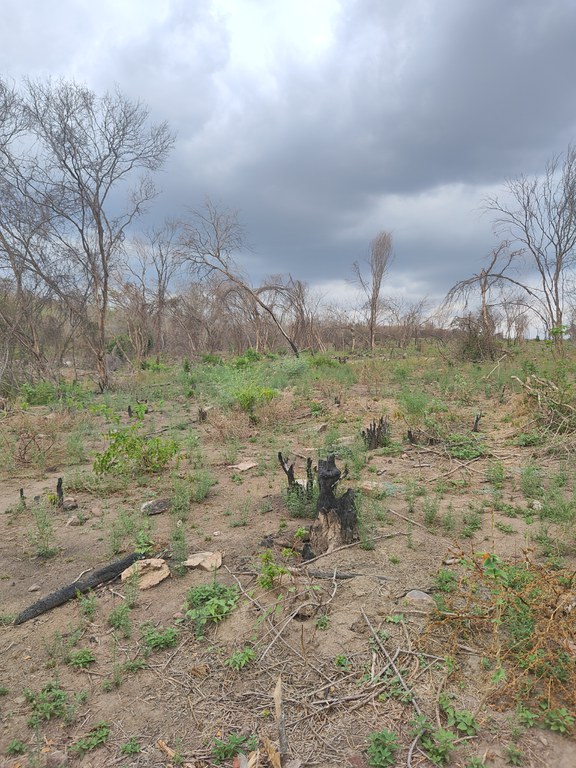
[66,515,82,526]
[404,590,436,610]
[141,498,171,516]
[317,423,328,433]
[184,551,222,571]
[90,505,103,517]
[121,558,171,589]
[62,498,78,512]
[173,611,185,620]
[537,733,548,746]
[28,584,41,592]
[228,461,258,472]
[199,552,222,571]
[530,500,543,511]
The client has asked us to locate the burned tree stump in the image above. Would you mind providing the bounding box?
[362,416,390,450]
[310,454,358,554]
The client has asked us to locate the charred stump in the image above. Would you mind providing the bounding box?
[310,454,358,554]
[362,416,390,450]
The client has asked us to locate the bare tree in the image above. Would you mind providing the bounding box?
[120,220,183,358]
[485,146,576,347]
[353,231,393,350]
[179,199,300,357]
[0,78,174,390]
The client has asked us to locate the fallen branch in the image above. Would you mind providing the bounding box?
[13,552,141,625]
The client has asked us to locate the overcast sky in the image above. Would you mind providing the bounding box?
[2,0,576,308]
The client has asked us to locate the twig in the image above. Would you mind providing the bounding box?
[361,608,421,716]
[72,568,93,584]
[387,508,427,530]
[295,532,405,567]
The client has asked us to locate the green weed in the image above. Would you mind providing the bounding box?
[366,727,399,767]
[184,581,239,637]
[224,647,256,671]
[141,624,179,653]
[211,733,258,764]
[70,722,110,755]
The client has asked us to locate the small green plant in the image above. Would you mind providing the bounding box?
[224,647,256,671]
[434,569,457,593]
[24,680,83,727]
[420,728,456,766]
[121,737,142,755]
[190,468,216,502]
[70,721,110,755]
[543,707,574,734]
[486,461,506,488]
[439,694,479,736]
[315,614,330,630]
[366,727,399,768]
[461,508,482,537]
[495,521,515,535]
[0,685,8,695]
[6,739,27,755]
[516,704,539,728]
[184,581,239,637]
[519,464,543,499]
[423,496,440,527]
[27,503,58,558]
[67,648,96,669]
[505,744,524,765]
[170,518,187,576]
[141,624,179,653]
[108,602,132,638]
[0,613,16,626]
[211,733,258,764]
[77,590,97,620]
[258,550,288,590]
[335,654,351,670]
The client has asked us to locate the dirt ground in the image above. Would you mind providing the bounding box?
[1,366,576,768]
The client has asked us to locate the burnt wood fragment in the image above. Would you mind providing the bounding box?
[13,552,142,625]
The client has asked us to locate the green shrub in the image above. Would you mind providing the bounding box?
[93,425,179,475]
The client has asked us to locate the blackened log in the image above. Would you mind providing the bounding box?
[13,552,141,625]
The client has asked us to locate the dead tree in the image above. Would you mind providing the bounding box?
[310,454,358,554]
